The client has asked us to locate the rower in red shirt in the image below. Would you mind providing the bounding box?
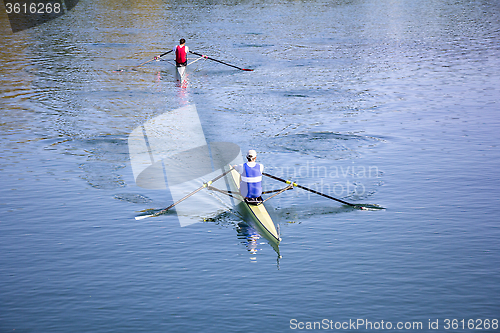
[174,38,189,67]
[154,38,189,66]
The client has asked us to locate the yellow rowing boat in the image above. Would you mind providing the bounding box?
[226,167,281,246]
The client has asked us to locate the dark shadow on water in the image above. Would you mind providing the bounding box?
[273,202,384,223]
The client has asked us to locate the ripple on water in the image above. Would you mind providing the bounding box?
[269,130,387,159]
[45,135,131,190]
[113,193,152,204]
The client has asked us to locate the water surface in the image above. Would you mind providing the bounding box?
[1,0,499,332]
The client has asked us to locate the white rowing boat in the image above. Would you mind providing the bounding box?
[174,55,207,82]
[176,65,186,79]
[226,167,281,245]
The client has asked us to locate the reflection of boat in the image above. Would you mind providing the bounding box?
[225,167,281,252]
[236,221,281,259]
[236,222,262,254]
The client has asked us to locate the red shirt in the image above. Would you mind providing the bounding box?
[176,45,187,64]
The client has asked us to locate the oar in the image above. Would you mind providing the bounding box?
[189,51,253,71]
[137,49,173,67]
[263,172,372,210]
[135,168,233,220]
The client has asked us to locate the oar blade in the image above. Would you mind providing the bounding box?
[354,203,385,211]
[135,215,153,220]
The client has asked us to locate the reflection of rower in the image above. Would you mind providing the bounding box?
[236,222,262,255]
[233,150,263,205]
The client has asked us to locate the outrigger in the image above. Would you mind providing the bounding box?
[115,50,254,74]
[135,165,383,249]
[122,50,253,74]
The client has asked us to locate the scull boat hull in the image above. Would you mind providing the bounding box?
[176,65,186,79]
[226,168,280,246]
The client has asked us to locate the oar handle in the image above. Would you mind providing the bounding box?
[189,51,253,71]
[262,172,357,207]
[157,49,174,59]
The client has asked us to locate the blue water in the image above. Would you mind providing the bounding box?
[1,0,499,332]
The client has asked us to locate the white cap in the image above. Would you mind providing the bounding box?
[246,150,257,158]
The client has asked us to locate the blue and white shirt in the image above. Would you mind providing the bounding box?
[234,162,264,198]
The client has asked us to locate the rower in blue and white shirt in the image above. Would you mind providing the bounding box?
[233,150,263,201]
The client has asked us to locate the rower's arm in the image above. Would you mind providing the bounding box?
[233,164,243,174]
